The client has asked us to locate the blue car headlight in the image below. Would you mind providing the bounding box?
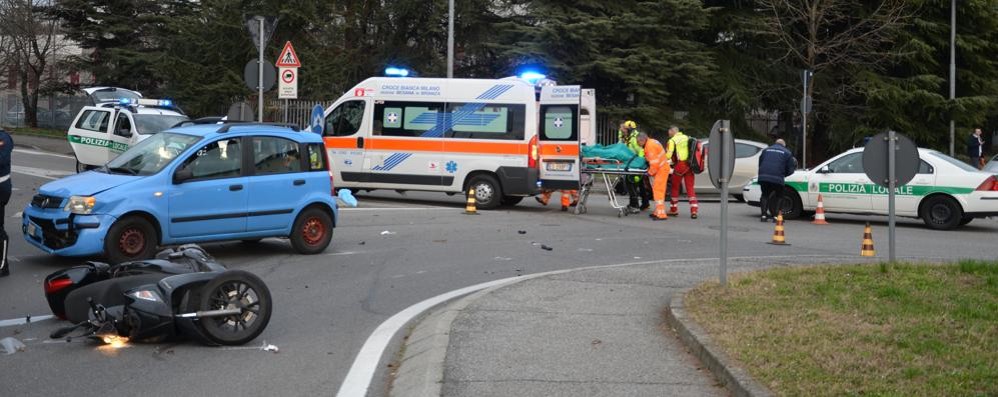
[64,196,96,214]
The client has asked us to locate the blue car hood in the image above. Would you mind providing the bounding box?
[39,171,140,197]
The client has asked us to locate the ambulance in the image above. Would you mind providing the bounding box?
[68,87,189,172]
[320,75,596,209]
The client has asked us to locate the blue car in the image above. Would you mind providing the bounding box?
[23,123,338,263]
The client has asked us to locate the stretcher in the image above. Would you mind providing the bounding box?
[576,157,648,217]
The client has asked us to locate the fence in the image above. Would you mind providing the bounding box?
[0,93,91,130]
[265,99,336,129]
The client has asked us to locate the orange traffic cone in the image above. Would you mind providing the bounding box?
[767,211,790,245]
[464,187,478,215]
[860,223,876,256]
[812,194,829,225]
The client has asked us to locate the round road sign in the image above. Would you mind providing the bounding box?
[243,59,277,91]
[281,69,295,84]
[707,120,735,189]
[862,131,920,188]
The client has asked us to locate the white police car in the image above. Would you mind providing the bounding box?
[69,87,189,172]
[744,147,998,230]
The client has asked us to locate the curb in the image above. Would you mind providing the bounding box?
[389,282,512,397]
[665,290,774,397]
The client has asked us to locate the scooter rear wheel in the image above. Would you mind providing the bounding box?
[193,270,272,346]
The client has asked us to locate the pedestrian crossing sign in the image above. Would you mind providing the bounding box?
[275,41,301,68]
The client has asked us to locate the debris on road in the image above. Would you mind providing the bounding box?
[494,256,512,261]
[517,230,526,234]
[359,241,366,245]
[1,337,27,355]
[261,342,279,353]
[380,231,395,236]
[541,245,553,251]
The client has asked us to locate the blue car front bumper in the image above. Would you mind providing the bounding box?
[22,207,116,257]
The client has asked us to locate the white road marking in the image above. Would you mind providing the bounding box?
[13,211,21,219]
[12,165,72,180]
[0,314,55,328]
[13,148,74,160]
[336,254,849,397]
[340,207,452,211]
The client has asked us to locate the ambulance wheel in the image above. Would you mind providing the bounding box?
[105,216,158,264]
[500,196,523,206]
[921,195,962,230]
[468,175,502,210]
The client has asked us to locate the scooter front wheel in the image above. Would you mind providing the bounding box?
[193,270,272,346]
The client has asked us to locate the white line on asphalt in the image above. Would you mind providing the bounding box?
[13,148,74,160]
[340,207,453,211]
[12,165,72,180]
[335,254,846,397]
[0,314,55,328]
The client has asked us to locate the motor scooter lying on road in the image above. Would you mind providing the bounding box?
[43,245,272,346]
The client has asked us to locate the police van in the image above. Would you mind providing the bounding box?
[69,87,189,172]
[320,75,596,209]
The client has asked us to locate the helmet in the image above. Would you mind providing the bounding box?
[624,120,637,129]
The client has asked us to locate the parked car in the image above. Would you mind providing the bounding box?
[983,154,998,175]
[693,138,768,201]
[23,123,338,263]
[742,147,998,230]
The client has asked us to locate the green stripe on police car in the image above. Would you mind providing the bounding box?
[68,135,129,152]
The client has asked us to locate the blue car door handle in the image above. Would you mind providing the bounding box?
[293,179,305,186]
[229,184,243,191]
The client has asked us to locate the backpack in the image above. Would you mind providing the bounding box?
[687,137,706,174]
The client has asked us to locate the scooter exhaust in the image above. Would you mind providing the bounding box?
[175,308,243,319]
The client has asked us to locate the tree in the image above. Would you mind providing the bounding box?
[756,0,910,164]
[0,0,67,128]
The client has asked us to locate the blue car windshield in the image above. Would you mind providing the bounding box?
[104,132,201,176]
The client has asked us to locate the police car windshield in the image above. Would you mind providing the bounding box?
[928,151,981,173]
[104,132,200,176]
[133,114,189,135]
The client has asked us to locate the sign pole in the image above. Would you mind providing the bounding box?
[719,120,730,286]
[256,16,264,122]
[887,130,897,263]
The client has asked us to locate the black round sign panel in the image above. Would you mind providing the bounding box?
[707,120,736,189]
[243,59,276,92]
[862,131,920,188]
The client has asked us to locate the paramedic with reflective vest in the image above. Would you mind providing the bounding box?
[0,129,11,277]
[637,132,671,221]
[618,120,650,213]
[665,126,698,218]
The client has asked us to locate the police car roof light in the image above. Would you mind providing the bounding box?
[385,67,410,77]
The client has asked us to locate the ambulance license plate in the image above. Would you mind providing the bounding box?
[546,162,572,172]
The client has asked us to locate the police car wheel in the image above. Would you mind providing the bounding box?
[290,207,333,255]
[959,216,974,226]
[105,216,158,264]
[921,195,963,230]
[468,175,502,210]
[771,188,803,219]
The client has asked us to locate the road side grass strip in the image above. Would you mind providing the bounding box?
[684,261,997,396]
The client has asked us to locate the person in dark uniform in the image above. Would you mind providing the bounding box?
[0,128,11,277]
[757,138,797,222]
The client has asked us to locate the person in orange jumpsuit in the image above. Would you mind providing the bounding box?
[536,190,579,211]
[665,126,698,218]
[637,132,671,221]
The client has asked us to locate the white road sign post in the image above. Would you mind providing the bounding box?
[276,41,301,123]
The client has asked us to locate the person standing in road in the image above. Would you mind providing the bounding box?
[618,120,650,213]
[665,126,698,218]
[757,138,797,222]
[637,132,671,221]
[967,128,984,169]
[0,128,12,277]
[535,189,579,212]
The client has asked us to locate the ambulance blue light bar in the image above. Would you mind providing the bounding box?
[519,71,546,84]
[385,67,410,77]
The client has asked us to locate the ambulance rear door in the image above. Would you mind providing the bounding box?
[537,85,581,190]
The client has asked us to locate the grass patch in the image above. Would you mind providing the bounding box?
[6,127,65,139]
[685,260,997,396]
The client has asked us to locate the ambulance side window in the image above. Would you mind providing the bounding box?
[445,103,525,140]
[375,101,446,138]
[75,110,111,133]
[324,100,365,137]
[539,105,577,141]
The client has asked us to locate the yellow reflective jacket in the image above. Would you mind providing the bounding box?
[666,132,690,162]
[618,129,644,157]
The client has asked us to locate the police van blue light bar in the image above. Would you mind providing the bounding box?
[385,67,410,77]
[519,71,546,84]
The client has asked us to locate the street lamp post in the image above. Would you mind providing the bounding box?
[949,0,956,156]
[447,0,454,79]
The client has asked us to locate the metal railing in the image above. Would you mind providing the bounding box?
[0,94,90,130]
